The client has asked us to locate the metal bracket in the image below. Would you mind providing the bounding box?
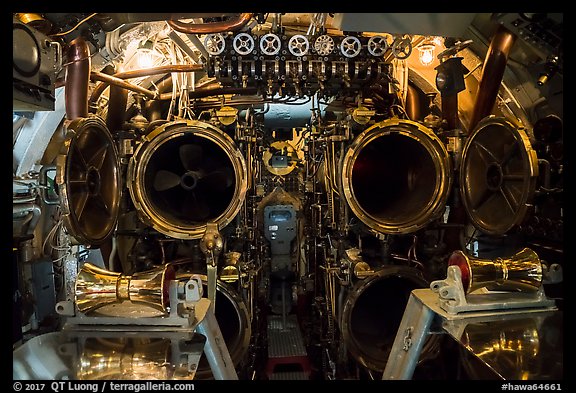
[52,275,237,379]
[56,276,205,329]
[430,266,557,315]
[39,165,59,205]
[200,222,223,309]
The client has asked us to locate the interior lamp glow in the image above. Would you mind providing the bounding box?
[137,50,154,69]
[418,43,435,66]
[136,40,156,69]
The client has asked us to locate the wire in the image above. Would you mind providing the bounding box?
[60,50,99,68]
[465,228,478,249]
[42,220,62,253]
[50,13,98,37]
[391,104,409,119]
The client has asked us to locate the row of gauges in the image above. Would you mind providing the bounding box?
[203,33,412,59]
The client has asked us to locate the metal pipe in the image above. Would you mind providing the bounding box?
[90,72,157,99]
[13,203,42,236]
[186,33,210,60]
[114,64,205,79]
[108,235,118,272]
[168,31,201,63]
[441,94,459,130]
[65,37,90,120]
[168,13,253,34]
[89,64,205,107]
[106,85,128,132]
[159,86,257,100]
[145,76,174,122]
[538,159,551,190]
[469,25,517,131]
[405,84,421,121]
[89,81,108,110]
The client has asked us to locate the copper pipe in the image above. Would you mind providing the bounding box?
[405,85,421,121]
[112,64,204,79]
[65,37,90,120]
[158,86,256,101]
[106,85,128,132]
[145,76,175,122]
[158,82,220,100]
[90,72,157,99]
[167,13,253,34]
[55,77,65,89]
[441,94,459,130]
[89,82,108,110]
[89,64,205,107]
[469,25,516,131]
[144,77,223,121]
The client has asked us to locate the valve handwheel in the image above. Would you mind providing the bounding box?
[233,33,255,55]
[367,35,389,57]
[288,34,309,57]
[340,36,362,58]
[204,33,226,56]
[392,36,413,59]
[259,33,281,56]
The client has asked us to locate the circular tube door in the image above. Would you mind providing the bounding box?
[56,116,121,245]
[128,120,247,239]
[342,118,451,234]
[460,116,539,235]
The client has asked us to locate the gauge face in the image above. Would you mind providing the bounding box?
[435,70,449,91]
[13,24,40,76]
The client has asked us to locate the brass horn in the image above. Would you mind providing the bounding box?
[448,248,543,294]
[75,263,176,314]
[78,337,173,380]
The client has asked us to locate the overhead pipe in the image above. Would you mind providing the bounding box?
[167,13,253,34]
[90,72,157,99]
[89,64,205,107]
[158,86,257,101]
[94,13,231,32]
[145,76,175,122]
[405,85,421,121]
[114,64,205,79]
[106,85,128,133]
[65,37,90,120]
[469,25,516,131]
[144,77,229,120]
[186,33,210,60]
[168,30,201,63]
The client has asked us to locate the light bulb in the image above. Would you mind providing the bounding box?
[136,49,154,69]
[418,44,435,66]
